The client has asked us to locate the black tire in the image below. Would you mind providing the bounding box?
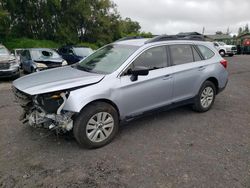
[73,102,119,149]
[10,69,20,80]
[23,69,28,74]
[31,67,36,73]
[219,50,226,57]
[228,54,234,57]
[13,71,20,80]
[192,81,216,112]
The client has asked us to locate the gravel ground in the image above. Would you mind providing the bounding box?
[0,55,250,188]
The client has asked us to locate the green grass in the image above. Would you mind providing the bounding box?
[3,38,60,50]
[77,42,99,50]
[2,38,98,50]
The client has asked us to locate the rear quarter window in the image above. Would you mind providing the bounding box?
[197,45,215,60]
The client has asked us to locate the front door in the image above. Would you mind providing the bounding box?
[117,46,174,118]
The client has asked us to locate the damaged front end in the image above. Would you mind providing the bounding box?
[13,87,75,132]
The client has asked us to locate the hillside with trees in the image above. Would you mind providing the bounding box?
[0,0,152,48]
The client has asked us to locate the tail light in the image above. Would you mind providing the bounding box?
[220,59,228,69]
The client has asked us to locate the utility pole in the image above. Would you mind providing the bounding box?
[202,27,205,34]
[226,27,230,35]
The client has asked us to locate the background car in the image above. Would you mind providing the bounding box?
[213,41,237,57]
[0,44,20,79]
[12,48,24,66]
[20,48,67,73]
[58,46,93,65]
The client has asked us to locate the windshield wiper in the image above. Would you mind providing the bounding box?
[72,64,92,72]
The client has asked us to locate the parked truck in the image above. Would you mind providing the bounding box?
[213,41,237,57]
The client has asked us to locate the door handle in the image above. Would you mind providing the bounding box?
[163,74,172,80]
[198,66,206,71]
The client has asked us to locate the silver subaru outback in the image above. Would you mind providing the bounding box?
[13,35,228,148]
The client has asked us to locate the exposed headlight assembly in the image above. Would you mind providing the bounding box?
[36,91,69,114]
[62,60,68,66]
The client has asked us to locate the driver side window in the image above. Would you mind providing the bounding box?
[131,46,168,70]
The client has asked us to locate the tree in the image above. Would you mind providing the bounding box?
[244,24,249,33]
[1,0,144,46]
[120,17,141,36]
[0,6,9,39]
[238,27,243,35]
[215,31,223,35]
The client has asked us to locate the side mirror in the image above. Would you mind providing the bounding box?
[128,66,149,81]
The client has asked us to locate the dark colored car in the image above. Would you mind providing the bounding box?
[20,48,68,73]
[0,44,20,79]
[58,46,93,65]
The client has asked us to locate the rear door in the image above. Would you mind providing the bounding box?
[169,44,205,102]
[118,46,174,118]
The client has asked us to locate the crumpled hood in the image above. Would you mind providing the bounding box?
[13,66,105,95]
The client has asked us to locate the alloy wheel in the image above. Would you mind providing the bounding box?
[200,86,214,108]
[86,112,114,143]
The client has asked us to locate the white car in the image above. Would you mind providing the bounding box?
[213,42,237,57]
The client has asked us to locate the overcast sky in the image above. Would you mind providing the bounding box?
[113,0,250,35]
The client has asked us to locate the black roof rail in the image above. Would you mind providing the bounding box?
[145,34,205,44]
[178,35,205,41]
[116,36,144,42]
[145,35,177,44]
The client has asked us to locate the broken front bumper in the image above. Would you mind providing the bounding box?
[13,87,75,132]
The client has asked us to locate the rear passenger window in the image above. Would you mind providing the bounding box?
[169,45,193,65]
[197,45,215,59]
[133,46,167,70]
[192,46,202,61]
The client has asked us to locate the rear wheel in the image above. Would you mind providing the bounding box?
[219,50,226,57]
[73,102,119,149]
[193,81,216,112]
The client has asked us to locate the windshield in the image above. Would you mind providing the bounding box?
[75,44,139,74]
[218,42,226,46]
[0,47,9,55]
[30,49,61,59]
[15,50,23,55]
[73,47,93,57]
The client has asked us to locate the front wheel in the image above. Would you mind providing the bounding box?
[193,81,216,112]
[73,102,119,149]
